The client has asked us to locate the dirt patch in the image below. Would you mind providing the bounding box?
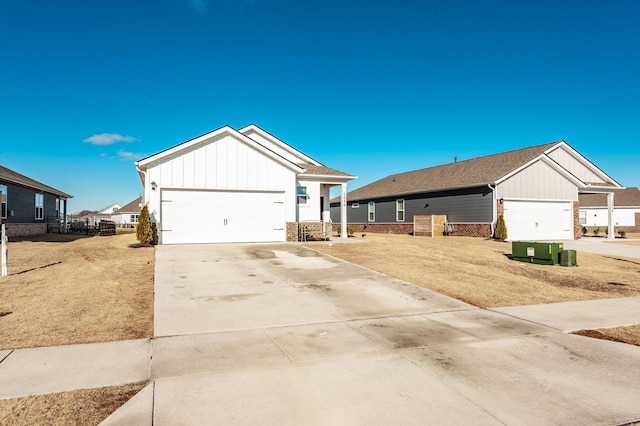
[0,233,154,350]
[0,383,146,426]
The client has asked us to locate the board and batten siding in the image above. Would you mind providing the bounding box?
[145,133,298,223]
[546,146,607,185]
[497,160,578,201]
[331,187,493,224]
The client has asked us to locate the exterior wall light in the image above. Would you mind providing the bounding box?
[151,181,157,191]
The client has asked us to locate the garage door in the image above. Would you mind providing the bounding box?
[161,189,285,244]
[503,200,573,241]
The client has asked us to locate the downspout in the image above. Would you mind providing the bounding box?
[488,184,496,237]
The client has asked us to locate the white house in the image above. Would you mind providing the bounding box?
[135,125,355,244]
[111,196,142,228]
[579,187,640,233]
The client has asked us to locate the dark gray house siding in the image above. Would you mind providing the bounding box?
[331,187,493,223]
[1,182,59,223]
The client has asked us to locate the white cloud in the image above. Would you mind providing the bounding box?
[83,133,138,146]
[189,0,208,14]
[117,150,146,161]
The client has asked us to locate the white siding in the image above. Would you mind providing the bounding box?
[547,146,607,184]
[498,160,578,201]
[581,207,640,227]
[242,130,304,164]
[146,133,298,224]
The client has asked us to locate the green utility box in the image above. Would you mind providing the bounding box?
[559,249,578,267]
[511,242,564,265]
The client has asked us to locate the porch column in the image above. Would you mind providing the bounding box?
[340,183,348,239]
[607,192,615,239]
[62,199,68,233]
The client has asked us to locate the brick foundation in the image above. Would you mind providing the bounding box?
[3,223,47,238]
[287,222,331,242]
[447,223,493,238]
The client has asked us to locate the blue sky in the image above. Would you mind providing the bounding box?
[1,0,638,212]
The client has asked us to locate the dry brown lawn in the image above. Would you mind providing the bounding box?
[0,233,154,425]
[312,233,640,308]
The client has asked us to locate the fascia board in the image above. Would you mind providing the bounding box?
[136,126,304,173]
[297,174,357,182]
[347,182,493,202]
[545,142,623,188]
[239,124,322,166]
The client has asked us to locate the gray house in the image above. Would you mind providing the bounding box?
[0,165,72,237]
[331,141,622,241]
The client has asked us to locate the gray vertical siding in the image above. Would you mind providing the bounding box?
[331,187,493,223]
[0,182,59,223]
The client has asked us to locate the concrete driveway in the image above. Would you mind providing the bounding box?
[104,243,640,425]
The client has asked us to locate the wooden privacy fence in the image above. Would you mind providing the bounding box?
[413,215,447,237]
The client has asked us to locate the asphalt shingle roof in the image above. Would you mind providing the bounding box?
[297,163,355,178]
[0,165,73,198]
[344,142,560,202]
[579,187,640,207]
[113,196,143,214]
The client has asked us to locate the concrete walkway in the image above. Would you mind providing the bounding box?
[1,242,639,425]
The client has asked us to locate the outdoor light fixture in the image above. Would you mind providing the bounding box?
[151,181,157,191]
[499,198,504,204]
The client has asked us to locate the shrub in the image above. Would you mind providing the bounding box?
[136,204,154,245]
[619,230,626,238]
[346,226,354,237]
[593,227,601,236]
[581,226,588,236]
[494,215,508,241]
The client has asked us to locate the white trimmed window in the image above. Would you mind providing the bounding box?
[0,185,7,219]
[351,203,359,208]
[297,186,308,204]
[396,199,405,222]
[368,201,375,222]
[579,210,586,225]
[130,214,139,223]
[35,193,44,220]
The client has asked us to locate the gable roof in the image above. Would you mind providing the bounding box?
[0,165,73,199]
[345,142,560,201]
[112,196,143,214]
[343,141,621,203]
[135,124,353,184]
[579,187,640,207]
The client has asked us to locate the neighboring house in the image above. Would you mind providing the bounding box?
[135,125,355,244]
[579,187,640,233]
[331,141,622,241]
[82,203,121,225]
[111,196,143,228]
[0,165,72,237]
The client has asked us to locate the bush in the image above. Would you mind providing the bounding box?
[593,227,601,236]
[136,204,154,245]
[581,226,588,236]
[494,215,508,241]
[619,230,626,238]
[346,226,354,237]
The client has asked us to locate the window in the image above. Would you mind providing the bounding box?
[368,201,375,222]
[396,199,405,222]
[579,210,587,225]
[35,193,44,220]
[0,185,6,219]
[351,203,359,208]
[297,186,307,204]
[130,214,139,223]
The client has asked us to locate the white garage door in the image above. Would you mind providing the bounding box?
[503,200,573,241]
[161,189,285,244]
